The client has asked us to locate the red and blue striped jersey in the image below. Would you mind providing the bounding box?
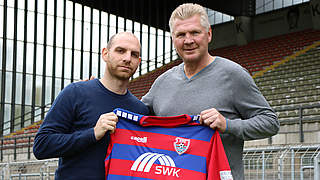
[105,108,233,180]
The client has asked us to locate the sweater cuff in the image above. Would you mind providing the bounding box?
[224,119,241,134]
[81,128,97,144]
[223,118,229,133]
[89,128,97,143]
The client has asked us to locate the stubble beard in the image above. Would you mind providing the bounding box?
[108,65,137,81]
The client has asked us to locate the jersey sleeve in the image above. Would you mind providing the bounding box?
[207,131,233,180]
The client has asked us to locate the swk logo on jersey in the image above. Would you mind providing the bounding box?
[174,137,190,155]
[131,152,181,178]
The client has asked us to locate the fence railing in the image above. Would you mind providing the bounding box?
[275,103,320,144]
[243,144,320,180]
[0,159,58,180]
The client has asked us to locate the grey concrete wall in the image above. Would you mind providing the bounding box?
[235,16,253,46]
[310,0,320,29]
[210,21,236,49]
[254,3,313,40]
[210,2,315,50]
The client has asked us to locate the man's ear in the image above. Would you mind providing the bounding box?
[102,48,108,62]
[139,57,141,63]
[208,27,212,43]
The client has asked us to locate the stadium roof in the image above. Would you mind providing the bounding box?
[70,0,255,31]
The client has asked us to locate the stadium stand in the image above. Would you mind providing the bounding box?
[129,29,320,101]
[128,59,183,100]
[2,0,320,178]
[1,29,320,155]
[2,30,320,150]
[210,29,320,74]
[0,28,319,179]
[257,44,320,123]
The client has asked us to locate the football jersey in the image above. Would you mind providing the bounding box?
[105,108,233,180]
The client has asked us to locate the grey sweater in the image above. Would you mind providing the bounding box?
[142,56,279,180]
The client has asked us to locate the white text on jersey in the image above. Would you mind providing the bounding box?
[131,136,148,143]
[131,152,180,178]
[155,166,180,178]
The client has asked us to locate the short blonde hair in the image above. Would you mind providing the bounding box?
[169,3,210,34]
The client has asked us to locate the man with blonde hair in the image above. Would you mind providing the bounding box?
[142,3,279,180]
[169,3,210,33]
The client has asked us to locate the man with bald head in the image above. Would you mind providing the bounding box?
[33,32,149,180]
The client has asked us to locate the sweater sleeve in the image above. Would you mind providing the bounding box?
[141,90,154,115]
[224,67,280,140]
[33,83,97,159]
[141,73,165,115]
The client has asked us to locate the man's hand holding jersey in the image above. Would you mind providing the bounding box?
[94,112,118,140]
[200,108,227,133]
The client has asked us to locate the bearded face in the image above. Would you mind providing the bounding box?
[106,49,139,80]
[103,34,141,81]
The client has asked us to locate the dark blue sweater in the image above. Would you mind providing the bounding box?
[33,79,149,180]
